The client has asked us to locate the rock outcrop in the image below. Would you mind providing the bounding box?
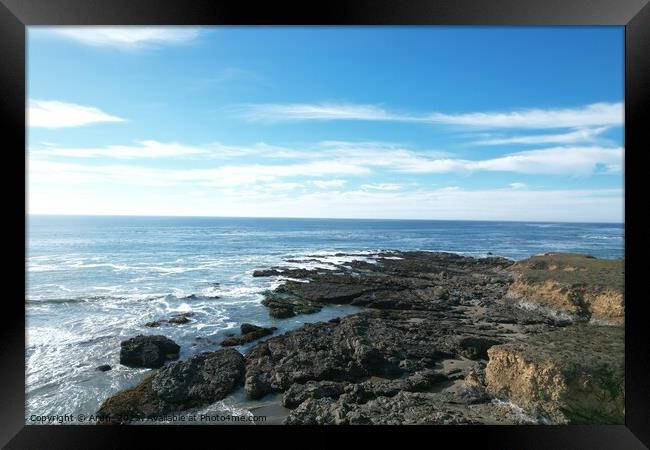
[485,324,624,424]
[101,251,624,425]
[506,253,624,325]
[119,335,181,368]
[98,349,245,423]
[145,312,195,328]
[220,323,276,346]
[246,251,624,424]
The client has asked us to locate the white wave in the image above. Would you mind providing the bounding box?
[28,264,59,272]
[581,234,623,240]
[198,285,222,297]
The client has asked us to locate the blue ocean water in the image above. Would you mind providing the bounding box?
[25,215,624,422]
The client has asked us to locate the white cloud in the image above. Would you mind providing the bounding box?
[51,27,201,49]
[475,127,610,145]
[426,103,623,129]
[509,182,526,189]
[394,146,624,176]
[28,184,623,223]
[28,159,371,188]
[311,179,348,189]
[360,183,402,191]
[28,100,126,128]
[32,140,316,160]
[238,101,623,130]
[31,140,623,178]
[33,140,208,158]
[238,102,397,122]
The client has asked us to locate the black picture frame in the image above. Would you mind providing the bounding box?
[2,0,648,448]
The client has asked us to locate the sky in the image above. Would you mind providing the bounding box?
[27,26,624,222]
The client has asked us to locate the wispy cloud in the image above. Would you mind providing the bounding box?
[360,183,402,191]
[33,140,208,158]
[474,127,610,146]
[28,100,126,129]
[311,179,348,189]
[28,159,371,188]
[51,27,202,49]
[509,182,527,189]
[237,101,623,130]
[393,146,623,176]
[32,139,623,177]
[239,102,397,123]
[28,183,623,223]
[31,140,314,160]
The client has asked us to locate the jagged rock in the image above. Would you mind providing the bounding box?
[144,312,195,328]
[221,323,276,346]
[258,252,514,319]
[282,381,346,408]
[97,349,245,423]
[485,324,624,424]
[96,364,112,372]
[168,312,194,324]
[244,309,504,400]
[506,253,624,325]
[284,391,538,425]
[120,335,180,368]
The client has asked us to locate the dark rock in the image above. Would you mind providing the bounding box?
[151,349,245,405]
[283,381,346,408]
[284,390,537,425]
[244,309,495,400]
[257,252,514,319]
[97,349,245,423]
[183,294,220,300]
[240,323,264,334]
[120,335,180,368]
[457,336,502,360]
[168,313,193,325]
[96,364,112,372]
[145,321,162,328]
[221,323,276,346]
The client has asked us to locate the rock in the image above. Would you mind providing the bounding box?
[99,251,624,425]
[240,323,265,334]
[261,288,322,319]
[284,391,536,425]
[144,312,195,328]
[457,336,502,360]
[244,309,502,400]
[151,349,245,406]
[282,381,346,408]
[253,269,282,277]
[96,364,112,372]
[168,312,194,325]
[183,294,220,300]
[485,324,624,424]
[241,251,624,425]
[221,323,276,346]
[119,335,180,368]
[506,253,624,325]
[258,252,514,319]
[97,349,245,423]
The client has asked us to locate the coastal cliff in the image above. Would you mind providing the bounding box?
[97,251,624,425]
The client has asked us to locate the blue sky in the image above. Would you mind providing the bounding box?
[27,26,624,222]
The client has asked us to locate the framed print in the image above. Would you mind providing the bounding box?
[2,0,649,448]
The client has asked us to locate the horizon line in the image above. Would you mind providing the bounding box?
[25,212,624,225]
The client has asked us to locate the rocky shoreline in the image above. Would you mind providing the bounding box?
[97,251,624,425]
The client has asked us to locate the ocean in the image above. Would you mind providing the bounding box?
[25,215,624,423]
